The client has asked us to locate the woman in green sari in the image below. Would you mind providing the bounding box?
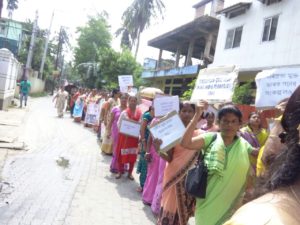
[181,102,255,225]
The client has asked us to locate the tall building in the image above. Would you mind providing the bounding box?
[0,18,24,57]
[212,0,300,81]
[141,0,224,95]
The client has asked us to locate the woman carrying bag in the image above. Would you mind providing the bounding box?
[181,101,254,225]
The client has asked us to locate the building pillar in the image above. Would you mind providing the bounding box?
[210,0,218,17]
[175,45,181,67]
[204,34,213,59]
[157,49,163,69]
[185,38,195,66]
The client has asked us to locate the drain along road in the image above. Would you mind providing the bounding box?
[0,97,156,225]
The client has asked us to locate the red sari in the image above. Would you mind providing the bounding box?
[117,108,142,164]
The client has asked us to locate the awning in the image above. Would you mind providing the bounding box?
[217,2,251,18]
[148,15,219,59]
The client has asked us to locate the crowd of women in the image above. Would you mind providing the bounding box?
[55,85,300,225]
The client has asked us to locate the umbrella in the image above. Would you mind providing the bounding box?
[139,87,164,99]
[64,83,77,94]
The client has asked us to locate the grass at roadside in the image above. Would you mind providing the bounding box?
[29,92,48,98]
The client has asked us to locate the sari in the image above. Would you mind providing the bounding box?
[102,98,119,154]
[142,118,160,205]
[151,157,166,215]
[195,133,252,225]
[55,90,68,117]
[116,108,142,166]
[158,130,201,225]
[137,111,153,188]
[240,126,268,174]
[73,97,84,120]
[110,106,123,173]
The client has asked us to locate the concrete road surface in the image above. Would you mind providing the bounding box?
[0,97,161,225]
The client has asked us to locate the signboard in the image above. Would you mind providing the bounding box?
[255,67,300,108]
[149,111,186,153]
[119,118,141,138]
[84,103,100,125]
[153,95,179,117]
[191,66,238,103]
[118,75,133,88]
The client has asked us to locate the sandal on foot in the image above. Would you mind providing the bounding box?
[128,174,134,180]
[115,173,122,179]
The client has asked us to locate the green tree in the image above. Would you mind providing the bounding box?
[18,21,56,79]
[115,27,132,50]
[182,78,196,100]
[232,82,255,105]
[121,0,165,58]
[98,48,143,89]
[74,13,112,66]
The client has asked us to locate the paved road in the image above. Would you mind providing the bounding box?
[0,97,156,225]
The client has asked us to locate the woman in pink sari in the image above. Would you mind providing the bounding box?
[155,102,203,225]
[107,93,128,173]
[142,117,161,205]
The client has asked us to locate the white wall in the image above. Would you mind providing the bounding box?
[28,71,45,94]
[212,0,300,71]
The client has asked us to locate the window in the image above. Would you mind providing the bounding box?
[165,79,172,85]
[171,87,182,96]
[262,15,279,42]
[0,24,6,35]
[225,26,243,49]
[173,78,182,84]
[164,87,170,95]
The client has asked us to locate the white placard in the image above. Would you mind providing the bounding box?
[118,75,133,87]
[84,103,100,125]
[255,67,300,108]
[153,95,179,117]
[150,111,185,153]
[119,118,141,138]
[191,67,238,103]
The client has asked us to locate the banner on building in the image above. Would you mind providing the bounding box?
[191,65,238,103]
[255,67,300,108]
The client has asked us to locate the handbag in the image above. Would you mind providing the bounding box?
[185,134,217,198]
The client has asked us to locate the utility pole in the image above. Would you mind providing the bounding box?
[55,26,63,70]
[39,11,54,79]
[25,10,39,80]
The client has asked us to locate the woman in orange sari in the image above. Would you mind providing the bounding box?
[157,102,204,225]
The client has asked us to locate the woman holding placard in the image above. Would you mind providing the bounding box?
[101,89,120,155]
[181,102,254,225]
[115,94,142,180]
[107,93,128,173]
[156,102,203,225]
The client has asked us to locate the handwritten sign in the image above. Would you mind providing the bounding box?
[255,67,300,108]
[119,118,141,138]
[153,95,179,117]
[118,75,133,88]
[84,103,100,125]
[191,66,238,103]
[150,111,186,153]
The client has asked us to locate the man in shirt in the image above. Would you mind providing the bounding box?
[18,79,31,108]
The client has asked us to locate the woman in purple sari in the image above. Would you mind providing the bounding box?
[107,93,128,173]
